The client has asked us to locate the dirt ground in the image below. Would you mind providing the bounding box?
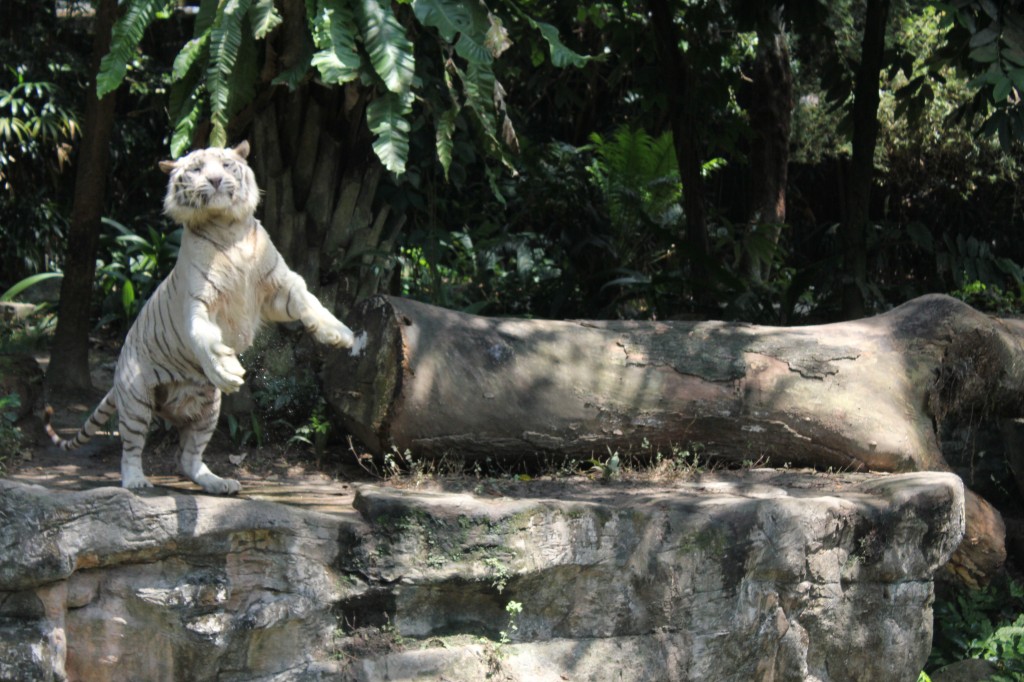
[5,344,377,513]
[5,343,873,513]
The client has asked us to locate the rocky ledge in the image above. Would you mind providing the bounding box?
[0,470,964,681]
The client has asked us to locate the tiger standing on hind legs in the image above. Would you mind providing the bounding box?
[45,141,355,495]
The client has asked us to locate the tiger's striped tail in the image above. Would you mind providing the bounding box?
[44,390,117,451]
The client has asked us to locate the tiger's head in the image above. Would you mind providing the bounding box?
[159,141,260,228]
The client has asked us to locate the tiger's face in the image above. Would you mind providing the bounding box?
[159,141,259,227]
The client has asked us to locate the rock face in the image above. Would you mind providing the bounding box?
[0,470,963,682]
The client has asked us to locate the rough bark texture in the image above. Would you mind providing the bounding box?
[647,0,710,298]
[47,0,119,391]
[326,293,1020,584]
[0,470,964,681]
[248,82,403,317]
[744,7,793,283]
[840,0,890,319]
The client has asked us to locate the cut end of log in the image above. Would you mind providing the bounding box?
[325,295,405,453]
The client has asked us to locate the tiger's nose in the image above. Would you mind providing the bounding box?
[208,174,223,189]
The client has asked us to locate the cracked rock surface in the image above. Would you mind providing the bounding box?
[0,469,963,681]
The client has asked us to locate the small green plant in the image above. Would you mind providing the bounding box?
[288,400,331,461]
[588,449,620,481]
[484,557,511,594]
[927,578,1024,680]
[225,413,263,450]
[499,600,523,646]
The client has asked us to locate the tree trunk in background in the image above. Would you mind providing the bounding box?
[242,0,403,318]
[47,0,119,392]
[840,0,890,320]
[248,83,404,317]
[743,8,793,284]
[327,293,1015,586]
[648,0,710,307]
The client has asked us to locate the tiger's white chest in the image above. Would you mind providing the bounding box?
[184,223,268,354]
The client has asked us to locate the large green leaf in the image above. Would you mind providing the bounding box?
[249,0,283,39]
[354,0,415,94]
[435,104,459,180]
[310,0,362,86]
[366,90,413,174]
[96,0,167,98]
[461,61,497,133]
[531,20,590,68]
[411,0,471,42]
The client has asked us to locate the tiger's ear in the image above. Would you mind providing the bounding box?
[232,140,250,159]
[158,159,177,174]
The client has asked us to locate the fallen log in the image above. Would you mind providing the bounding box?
[325,293,1023,584]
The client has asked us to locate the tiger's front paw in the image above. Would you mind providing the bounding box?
[312,315,355,349]
[204,342,246,393]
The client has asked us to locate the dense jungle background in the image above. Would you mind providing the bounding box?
[2,0,1024,677]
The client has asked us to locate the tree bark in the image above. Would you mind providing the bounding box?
[840,0,890,319]
[47,0,120,392]
[326,293,1019,585]
[248,83,403,316]
[243,0,403,317]
[648,0,710,303]
[743,7,793,284]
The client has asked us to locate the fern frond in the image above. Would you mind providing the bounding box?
[96,0,167,98]
[366,89,413,174]
[354,0,415,94]
[310,0,362,86]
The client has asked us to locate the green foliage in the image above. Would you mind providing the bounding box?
[0,393,23,476]
[1,272,63,303]
[928,578,1024,680]
[98,0,589,174]
[94,217,181,333]
[934,2,1024,152]
[288,399,332,460]
[0,65,78,284]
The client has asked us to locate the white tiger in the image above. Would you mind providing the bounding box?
[45,141,354,494]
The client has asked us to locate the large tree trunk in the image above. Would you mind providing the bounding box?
[648,0,710,304]
[326,293,1018,585]
[840,0,890,319]
[743,7,793,284]
[47,0,119,392]
[248,83,403,316]
[241,0,403,317]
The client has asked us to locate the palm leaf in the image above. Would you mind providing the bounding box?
[366,90,413,174]
[354,0,415,94]
[96,0,167,98]
[207,0,255,146]
[310,0,362,86]
[171,32,210,83]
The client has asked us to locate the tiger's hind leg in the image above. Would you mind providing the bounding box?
[115,381,155,489]
[174,389,240,495]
